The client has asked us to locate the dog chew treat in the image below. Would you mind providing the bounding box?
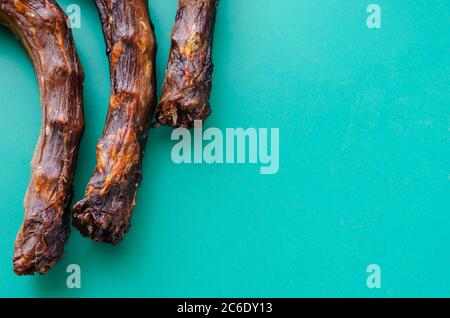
[72,0,157,244]
[156,0,219,128]
[0,0,84,275]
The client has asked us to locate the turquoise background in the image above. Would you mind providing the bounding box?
[0,0,449,297]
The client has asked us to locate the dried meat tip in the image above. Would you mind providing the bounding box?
[155,0,219,129]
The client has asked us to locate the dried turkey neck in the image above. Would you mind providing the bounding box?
[156,0,219,128]
[0,0,84,275]
[72,0,157,244]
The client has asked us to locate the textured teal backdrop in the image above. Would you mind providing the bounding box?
[0,0,449,297]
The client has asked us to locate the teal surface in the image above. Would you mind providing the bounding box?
[0,0,449,297]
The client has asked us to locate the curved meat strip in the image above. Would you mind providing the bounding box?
[156,0,219,128]
[72,0,157,244]
[0,0,84,275]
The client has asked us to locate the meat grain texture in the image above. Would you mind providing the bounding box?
[72,0,157,244]
[0,0,84,275]
[156,0,219,128]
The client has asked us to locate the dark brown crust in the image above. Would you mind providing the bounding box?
[72,0,157,244]
[155,0,219,128]
[0,0,84,275]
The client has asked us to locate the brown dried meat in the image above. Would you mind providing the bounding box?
[0,0,85,275]
[72,0,157,244]
[156,0,220,128]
